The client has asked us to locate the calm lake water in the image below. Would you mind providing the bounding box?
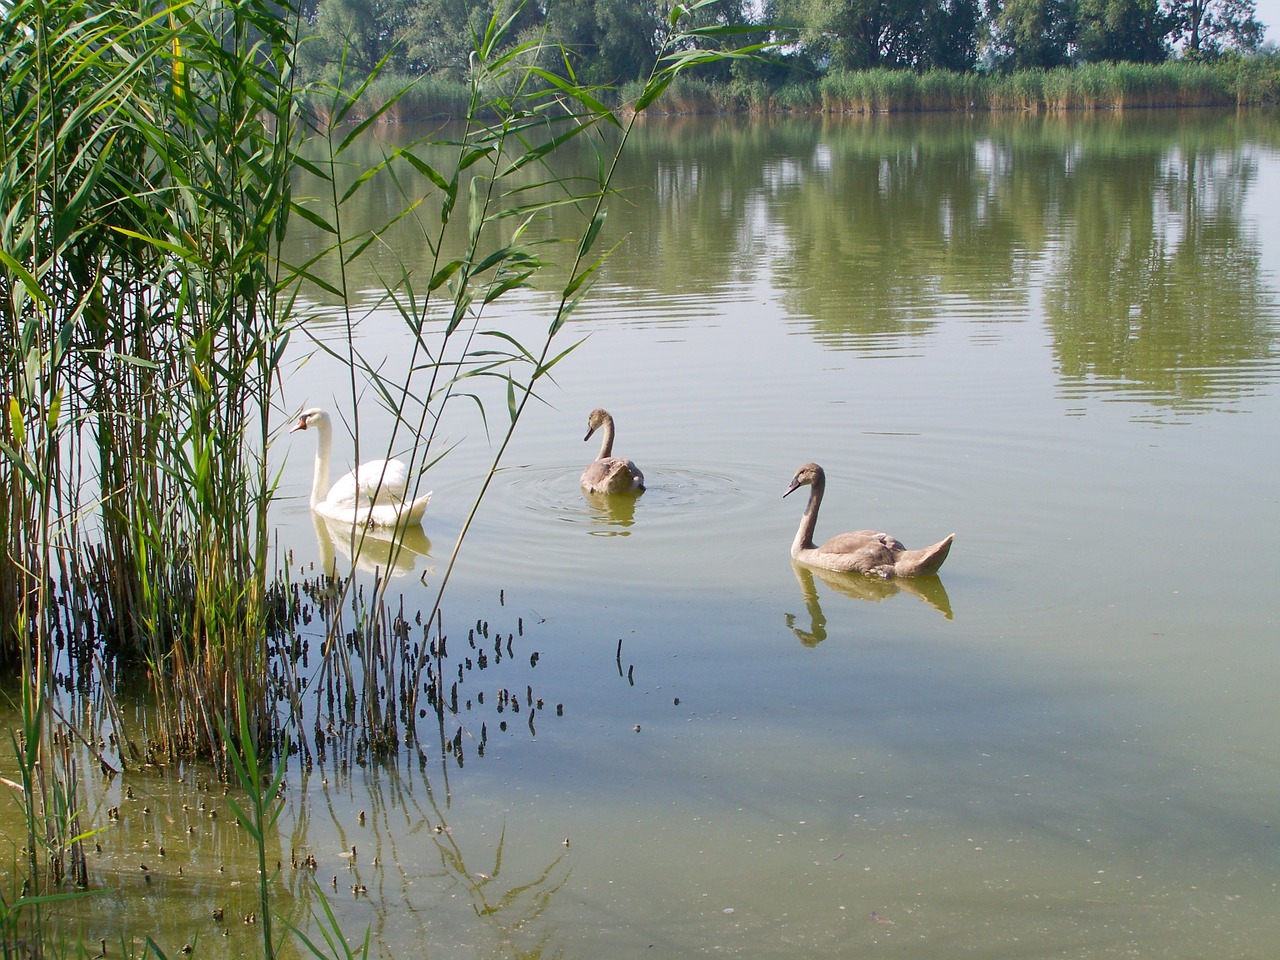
[20,109,1280,958]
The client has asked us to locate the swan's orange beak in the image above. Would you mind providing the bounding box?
[288,415,309,434]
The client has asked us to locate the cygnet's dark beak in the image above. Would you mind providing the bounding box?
[783,478,802,498]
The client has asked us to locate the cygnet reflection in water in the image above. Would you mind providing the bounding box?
[581,488,641,535]
[785,563,953,646]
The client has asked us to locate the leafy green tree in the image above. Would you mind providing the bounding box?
[301,0,544,81]
[555,0,665,84]
[541,0,751,86]
[986,0,1076,68]
[776,0,923,68]
[398,0,543,77]
[923,0,982,69]
[1166,0,1263,56]
[306,0,387,77]
[1075,0,1171,61]
[668,0,754,81]
[774,0,979,70]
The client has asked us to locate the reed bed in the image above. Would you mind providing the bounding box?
[2,0,297,918]
[818,57,1280,113]
[0,0,759,950]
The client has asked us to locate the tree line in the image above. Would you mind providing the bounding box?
[296,0,1270,90]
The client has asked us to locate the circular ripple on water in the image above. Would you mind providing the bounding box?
[491,461,759,541]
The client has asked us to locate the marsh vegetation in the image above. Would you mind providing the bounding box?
[0,0,758,952]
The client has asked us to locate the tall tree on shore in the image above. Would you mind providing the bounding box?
[541,0,663,84]
[302,0,545,80]
[923,0,983,69]
[986,0,1076,68]
[398,0,544,76]
[1075,0,1171,61]
[777,0,934,68]
[306,0,399,76]
[769,0,979,70]
[1165,0,1264,56]
[667,0,754,81]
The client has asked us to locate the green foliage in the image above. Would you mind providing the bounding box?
[0,0,298,738]
[1075,0,1172,62]
[989,0,1077,69]
[1168,0,1265,57]
[0,0,762,951]
[285,0,1280,112]
[539,0,666,85]
[779,0,936,69]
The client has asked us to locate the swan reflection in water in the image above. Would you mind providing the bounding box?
[581,489,641,536]
[313,512,433,579]
[785,562,953,646]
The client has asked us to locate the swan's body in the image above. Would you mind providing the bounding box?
[289,408,431,527]
[580,408,644,494]
[783,462,953,578]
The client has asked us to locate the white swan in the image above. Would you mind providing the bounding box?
[783,462,953,578]
[580,408,644,494]
[289,408,431,527]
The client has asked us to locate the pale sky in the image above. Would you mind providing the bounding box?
[1260,0,1280,45]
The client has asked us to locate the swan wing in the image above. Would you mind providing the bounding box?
[328,458,412,507]
[365,491,432,527]
[581,457,644,494]
[813,530,902,571]
[317,491,431,528]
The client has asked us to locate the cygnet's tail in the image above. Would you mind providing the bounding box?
[893,533,954,577]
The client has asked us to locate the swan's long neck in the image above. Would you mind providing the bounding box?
[596,418,616,459]
[793,477,823,556]
[310,415,333,508]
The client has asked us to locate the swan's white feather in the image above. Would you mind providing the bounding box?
[291,408,430,528]
[325,458,411,508]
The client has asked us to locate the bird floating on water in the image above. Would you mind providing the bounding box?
[289,408,431,527]
[580,408,644,494]
[783,462,953,578]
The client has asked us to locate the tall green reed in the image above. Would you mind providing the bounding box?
[814,60,1274,113]
[2,0,301,754]
[1,2,305,934]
